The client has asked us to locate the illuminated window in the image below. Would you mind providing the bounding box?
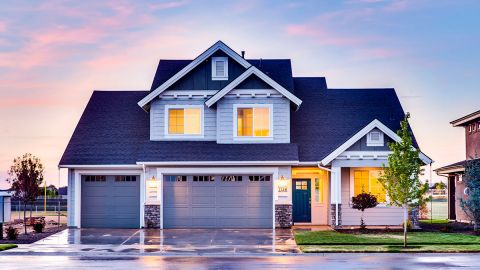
[237,107,271,137]
[314,178,323,203]
[167,107,202,135]
[353,169,386,203]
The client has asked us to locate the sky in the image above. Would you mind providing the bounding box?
[0,0,479,189]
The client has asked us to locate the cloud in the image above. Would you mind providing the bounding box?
[285,24,370,46]
[0,21,6,32]
[149,0,191,10]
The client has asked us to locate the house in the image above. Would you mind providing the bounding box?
[0,189,12,223]
[435,110,480,222]
[59,41,431,229]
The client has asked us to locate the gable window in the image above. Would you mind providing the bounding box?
[212,57,228,80]
[165,105,203,136]
[366,130,384,146]
[235,105,272,138]
[352,169,386,203]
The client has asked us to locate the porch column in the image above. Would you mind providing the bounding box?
[330,166,342,226]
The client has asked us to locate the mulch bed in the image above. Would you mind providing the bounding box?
[0,225,67,244]
[420,221,479,235]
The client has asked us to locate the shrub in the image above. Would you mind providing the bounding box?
[6,226,19,240]
[33,220,45,233]
[351,192,379,230]
[440,224,453,233]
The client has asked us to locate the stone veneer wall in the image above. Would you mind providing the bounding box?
[275,204,292,228]
[144,205,161,228]
[330,204,342,227]
[409,206,420,229]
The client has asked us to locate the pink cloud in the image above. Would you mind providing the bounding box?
[149,0,191,10]
[0,97,63,108]
[355,47,402,59]
[285,24,371,46]
[0,21,6,32]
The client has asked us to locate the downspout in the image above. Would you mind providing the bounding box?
[317,163,338,226]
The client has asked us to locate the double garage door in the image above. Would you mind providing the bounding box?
[164,175,273,228]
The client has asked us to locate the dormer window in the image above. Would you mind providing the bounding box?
[212,57,228,80]
[367,130,384,146]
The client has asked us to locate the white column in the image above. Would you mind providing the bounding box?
[330,167,341,204]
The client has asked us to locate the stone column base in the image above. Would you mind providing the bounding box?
[144,204,161,228]
[409,206,421,230]
[330,203,342,228]
[275,204,292,228]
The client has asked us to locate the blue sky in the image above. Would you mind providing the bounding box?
[0,0,479,188]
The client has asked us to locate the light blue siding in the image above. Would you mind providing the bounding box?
[346,128,392,151]
[150,99,217,141]
[216,96,290,144]
[67,169,75,227]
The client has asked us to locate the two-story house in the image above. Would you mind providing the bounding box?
[59,41,431,229]
[435,110,480,222]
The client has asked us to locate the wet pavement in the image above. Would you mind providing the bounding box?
[0,254,479,269]
[3,228,299,255]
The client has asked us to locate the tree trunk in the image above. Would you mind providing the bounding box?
[403,205,408,248]
[23,203,27,235]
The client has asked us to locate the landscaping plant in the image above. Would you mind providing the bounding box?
[351,192,378,230]
[6,226,18,240]
[7,153,44,235]
[33,220,45,233]
[460,157,480,231]
[378,113,429,247]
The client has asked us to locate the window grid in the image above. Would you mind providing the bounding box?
[193,175,215,182]
[85,175,106,182]
[221,176,243,182]
[115,176,136,182]
[249,175,271,182]
[164,175,187,182]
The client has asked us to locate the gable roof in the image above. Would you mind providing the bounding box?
[450,109,480,127]
[138,41,251,109]
[205,66,302,108]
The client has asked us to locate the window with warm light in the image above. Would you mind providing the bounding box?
[314,178,323,203]
[167,107,202,135]
[236,106,271,137]
[353,169,386,203]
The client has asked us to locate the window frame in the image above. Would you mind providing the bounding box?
[233,104,273,141]
[366,130,384,146]
[349,168,388,206]
[164,104,204,138]
[211,57,228,81]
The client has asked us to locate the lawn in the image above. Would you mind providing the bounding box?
[419,219,450,225]
[295,231,480,253]
[0,244,17,251]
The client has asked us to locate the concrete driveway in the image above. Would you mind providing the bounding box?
[4,228,299,255]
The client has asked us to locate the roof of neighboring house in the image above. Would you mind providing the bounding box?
[450,110,480,127]
[150,59,296,93]
[59,91,298,165]
[0,189,12,197]
[434,160,466,174]
[290,77,419,162]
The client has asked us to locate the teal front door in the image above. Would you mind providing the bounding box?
[292,179,311,223]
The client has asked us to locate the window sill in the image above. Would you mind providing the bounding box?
[233,136,273,141]
[212,77,228,81]
[164,134,204,139]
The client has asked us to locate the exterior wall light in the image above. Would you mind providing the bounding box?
[148,176,157,188]
[278,175,288,193]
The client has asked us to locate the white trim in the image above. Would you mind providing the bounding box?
[349,168,389,207]
[211,56,228,80]
[336,151,391,160]
[59,164,141,169]
[205,66,302,108]
[138,41,251,109]
[450,110,480,126]
[137,160,298,166]
[233,103,274,141]
[320,119,432,166]
[164,104,204,138]
[366,130,384,146]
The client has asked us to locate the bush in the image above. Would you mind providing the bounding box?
[351,192,379,229]
[33,220,45,233]
[440,224,453,233]
[402,220,413,231]
[6,226,18,240]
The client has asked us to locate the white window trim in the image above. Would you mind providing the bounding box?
[349,168,389,207]
[232,104,274,141]
[366,130,384,146]
[212,57,228,81]
[164,104,204,138]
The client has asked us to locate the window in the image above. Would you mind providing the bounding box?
[314,178,323,203]
[473,123,477,132]
[295,181,308,190]
[367,130,384,146]
[469,124,473,133]
[236,106,271,137]
[193,175,215,182]
[212,57,228,80]
[85,175,106,182]
[249,175,271,182]
[221,176,242,182]
[353,169,386,203]
[164,175,187,182]
[166,106,202,136]
[115,176,136,182]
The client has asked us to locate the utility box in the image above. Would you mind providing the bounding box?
[0,191,12,223]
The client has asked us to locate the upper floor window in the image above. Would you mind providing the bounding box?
[352,169,386,203]
[366,130,384,146]
[212,57,228,80]
[165,105,203,136]
[234,105,272,138]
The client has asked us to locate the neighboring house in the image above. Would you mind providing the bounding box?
[59,41,431,229]
[435,110,480,222]
[0,189,12,223]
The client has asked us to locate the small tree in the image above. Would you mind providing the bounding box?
[7,153,44,235]
[378,113,428,247]
[460,157,480,231]
[351,192,378,229]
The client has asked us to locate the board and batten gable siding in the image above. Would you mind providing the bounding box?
[67,168,75,227]
[345,128,392,151]
[216,96,290,144]
[167,51,247,91]
[150,99,216,141]
[340,167,404,226]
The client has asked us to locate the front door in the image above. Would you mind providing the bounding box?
[292,179,311,223]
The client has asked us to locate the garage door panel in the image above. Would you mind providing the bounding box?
[191,207,216,216]
[164,206,190,217]
[191,186,215,196]
[245,195,272,205]
[192,218,217,228]
[191,196,215,204]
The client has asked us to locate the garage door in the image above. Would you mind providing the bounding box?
[163,175,273,228]
[81,175,140,228]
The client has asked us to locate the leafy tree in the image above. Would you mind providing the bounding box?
[460,157,480,231]
[351,192,378,230]
[7,153,44,234]
[434,182,447,190]
[378,113,428,247]
[46,185,58,198]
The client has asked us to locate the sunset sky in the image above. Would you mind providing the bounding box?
[1,0,479,188]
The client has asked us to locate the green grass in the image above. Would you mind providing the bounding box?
[294,231,480,245]
[419,219,450,225]
[300,244,480,253]
[0,244,17,251]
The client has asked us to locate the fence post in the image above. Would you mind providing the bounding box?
[58,201,60,230]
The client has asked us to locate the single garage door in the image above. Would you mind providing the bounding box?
[164,175,273,228]
[81,175,140,228]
